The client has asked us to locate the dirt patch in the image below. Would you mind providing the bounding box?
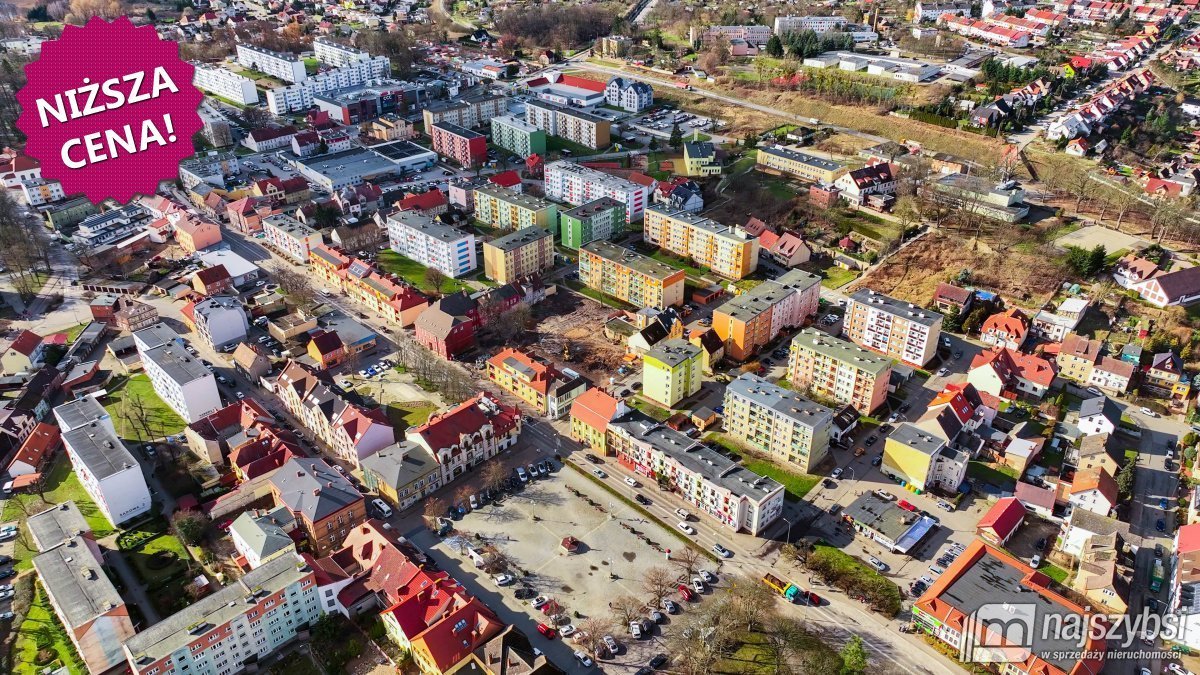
[528,291,631,382]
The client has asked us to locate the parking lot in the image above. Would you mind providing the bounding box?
[405,452,723,673]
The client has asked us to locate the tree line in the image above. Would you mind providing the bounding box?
[765,29,855,60]
[494,4,621,51]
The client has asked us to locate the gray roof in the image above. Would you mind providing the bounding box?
[387,210,472,244]
[433,120,485,139]
[230,506,296,560]
[789,328,892,376]
[716,271,821,322]
[563,197,624,220]
[62,423,139,481]
[27,501,91,553]
[889,422,947,456]
[133,322,181,351]
[647,339,701,368]
[53,396,109,433]
[142,344,212,385]
[32,536,125,631]
[758,145,842,172]
[1067,507,1122,537]
[361,441,440,491]
[485,227,552,253]
[843,492,930,543]
[124,554,311,666]
[581,240,681,281]
[850,289,944,327]
[270,457,361,522]
[726,373,833,428]
[1079,396,1120,423]
[475,184,557,212]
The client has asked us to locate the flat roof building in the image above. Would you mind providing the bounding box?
[579,240,686,310]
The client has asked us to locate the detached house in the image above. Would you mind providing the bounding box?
[1131,265,1200,307]
[980,307,1029,350]
[932,283,975,317]
[1143,351,1190,401]
[1,330,44,375]
[967,348,1056,399]
[1068,466,1118,517]
[1078,396,1120,437]
[833,163,897,208]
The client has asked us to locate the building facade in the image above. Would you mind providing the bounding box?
[525,101,611,150]
[643,339,702,407]
[559,197,625,250]
[723,373,833,473]
[430,121,488,168]
[490,115,547,157]
[844,290,944,367]
[787,328,893,414]
[487,348,587,419]
[54,398,153,526]
[578,240,686,310]
[386,211,477,278]
[544,161,652,223]
[473,185,558,231]
[711,270,821,361]
[643,206,759,279]
[262,214,322,264]
[482,227,555,284]
[756,146,848,183]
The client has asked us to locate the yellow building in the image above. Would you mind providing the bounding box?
[473,184,559,231]
[1144,351,1191,401]
[482,228,554,284]
[642,339,702,407]
[487,348,587,419]
[756,146,848,183]
[680,140,721,177]
[880,423,967,493]
[570,388,627,455]
[579,240,686,309]
[643,205,760,280]
[1057,334,1103,382]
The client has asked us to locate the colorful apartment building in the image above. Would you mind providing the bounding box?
[309,245,431,327]
[845,289,944,367]
[643,206,759,279]
[421,92,507,130]
[487,348,588,419]
[544,161,652,223]
[723,373,833,473]
[262,213,322,264]
[643,339,703,407]
[679,141,721,177]
[756,146,848,183]
[569,388,628,454]
[711,269,821,361]
[430,121,487,168]
[490,114,547,157]
[787,328,892,414]
[880,423,968,493]
[1144,351,1191,401]
[525,100,611,150]
[473,184,558,231]
[578,240,686,309]
[559,197,625,249]
[482,227,555,284]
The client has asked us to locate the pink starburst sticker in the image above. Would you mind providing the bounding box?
[16,16,204,204]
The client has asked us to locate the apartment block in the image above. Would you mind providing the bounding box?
[53,398,153,526]
[608,411,785,535]
[191,63,259,105]
[313,36,372,67]
[845,289,944,367]
[490,115,547,157]
[643,339,702,407]
[134,327,222,423]
[264,58,392,114]
[20,178,65,207]
[487,348,588,419]
[643,206,759,279]
[560,197,625,250]
[237,43,307,83]
[386,210,477,278]
[473,185,558,231]
[545,161,652,223]
[123,554,323,675]
[773,15,850,33]
[309,245,431,327]
[483,228,554,284]
[711,269,821,361]
[579,240,685,309]
[787,328,892,414]
[755,146,848,183]
[421,93,507,130]
[430,121,488,168]
[525,100,612,150]
[724,373,833,473]
[191,296,249,351]
[262,214,322,264]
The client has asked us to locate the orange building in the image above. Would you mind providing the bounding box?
[309,244,430,327]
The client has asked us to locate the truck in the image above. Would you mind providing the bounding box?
[1151,558,1164,593]
[762,573,801,603]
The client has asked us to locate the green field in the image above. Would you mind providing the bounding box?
[547,135,603,157]
[820,266,859,289]
[3,455,114,571]
[706,434,819,500]
[648,250,707,277]
[12,584,86,675]
[1041,563,1070,584]
[376,250,469,295]
[119,521,192,616]
[104,374,187,442]
[968,460,1019,490]
[563,279,638,310]
[631,397,671,421]
[387,402,437,428]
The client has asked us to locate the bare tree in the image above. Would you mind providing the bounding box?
[479,547,516,575]
[492,302,531,342]
[241,106,272,130]
[1109,188,1142,230]
[423,267,446,295]
[726,576,777,632]
[423,496,448,525]
[481,460,509,493]
[575,617,612,654]
[671,547,703,577]
[453,485,473,511]
[608,594,645,625]
[641,565,676,607]
[65,0,125,24]
[269,263,317,307]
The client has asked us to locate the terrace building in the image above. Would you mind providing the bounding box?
[264,57,392,114]
[559,198,626,250]
[723,373,833,473]
[269,457,367,556]
[487,348,588,419]
[578,241,686,310]
[421,93,507,130]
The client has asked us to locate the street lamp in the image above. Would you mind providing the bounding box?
[780,516,794,543]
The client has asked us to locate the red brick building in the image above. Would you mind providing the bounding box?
[430,121,487,168]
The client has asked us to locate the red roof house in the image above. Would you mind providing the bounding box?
[976,496,1026,544]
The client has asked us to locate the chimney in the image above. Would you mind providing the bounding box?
[313,488,320,496]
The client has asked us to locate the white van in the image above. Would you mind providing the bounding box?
[371,498,393,518]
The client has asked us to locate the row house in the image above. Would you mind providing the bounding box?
[269,457,367,556]
[274,361,396,468]
[1056,333,1136,393]
[309,244,431,327]
[1047,70,1155,140]
[413,279,548,359]
[938,14,1032,48]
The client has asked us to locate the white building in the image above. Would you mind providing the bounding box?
[196,248,263,286]
[802,51,942,82]
[386,210,477,278]
[191,296,249,351]
[262,214,322,264]
[313,36,371,67]
[20,178,65,207]
[723,373,833,474]
[236,43,307,83]
[604,77,654,112]
[134,327,222,423]
[191,63,259,106]
[845,289,943,367]
[264,57,391,114]
[773,15,849,34]
[544,161,653,223]
[53,398,152,526]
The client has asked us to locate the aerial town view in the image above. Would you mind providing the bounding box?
[2,0,1200,671]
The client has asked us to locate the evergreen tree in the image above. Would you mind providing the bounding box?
[669,123,683,150]
[766,34,784,58]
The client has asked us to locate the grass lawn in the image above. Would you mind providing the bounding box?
[730,154,757,175]
[3,456,114,571]
[386,402,436,428]
[126,532,189,586]
[12,584,86,675]
[376,250,469,295]
[706,434,819,500]
[648,250,706,277]
[761,177,799,200]
[631,397,671,421]
[61,322,91,344]
[810,542,902,617]
[1041,563,1070,584]
[547,135,602,157]
[968,460,1018,490]
[104,374,187,442]
[820,266,859,289]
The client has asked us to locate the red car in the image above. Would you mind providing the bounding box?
[217,519,234,531]
[897,500,918,513]
[536,623,556,639]
[806,591,822,606]
[677,584,694,601]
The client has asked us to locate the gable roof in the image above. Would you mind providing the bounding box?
[1069,466,1118,506]
[978,497,1025,539]
[7,330,42,357]
[1147,265,1200,302]
[570,388,621,434]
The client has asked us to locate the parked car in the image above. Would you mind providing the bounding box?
[532,596,550,609]
[712,543,732,558]
[831,467,843,479]
[574,651,594,667]
[629,621,643,639]
[494,574,514,586]
[675,508,690,520]
[661,598,678,613]
[635,494,651,506]
[868,557,888,572]
[699,570,716,584]
[624,477,639,488]
[537,623,556,639]
[677,522,696,535]
[602,635,619,653]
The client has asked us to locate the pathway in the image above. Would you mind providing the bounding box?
[102,546,163,626]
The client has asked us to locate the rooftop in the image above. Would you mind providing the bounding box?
[27,501,90,553]
[564,197,624,219]
[62,422,139,481]
[32,536,125,631]
[727,373,834,427]
[850,289,944,327]
[270,457,362,522]
[581,240,683,281]
[475,184,556,212]
[142,344,212,385]
[647,339,701,369]
[485,227,553,253]
[790,328,892,375]
[758,145,843,171]
[387,210,472,244]
[715,270,821,322]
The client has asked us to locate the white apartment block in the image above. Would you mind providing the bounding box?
[192,296,249,351]
[422,94,507,130]
[20,178,65,207]
[265,57,391,114]
[53,398,152,526]
[386,210,477,278]
[845,289,944,367]
[123,554,323,675]
[724,373,833,474]
[544,161,651,223]
[192,63,260,105]
[313,36,371,67]
[134,328,223,423]
[237,43,307,83]
[604,77,654,113]
[773,15,849,34]
[262,214,322,264]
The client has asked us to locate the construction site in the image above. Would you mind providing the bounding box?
[527,290,632,384]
